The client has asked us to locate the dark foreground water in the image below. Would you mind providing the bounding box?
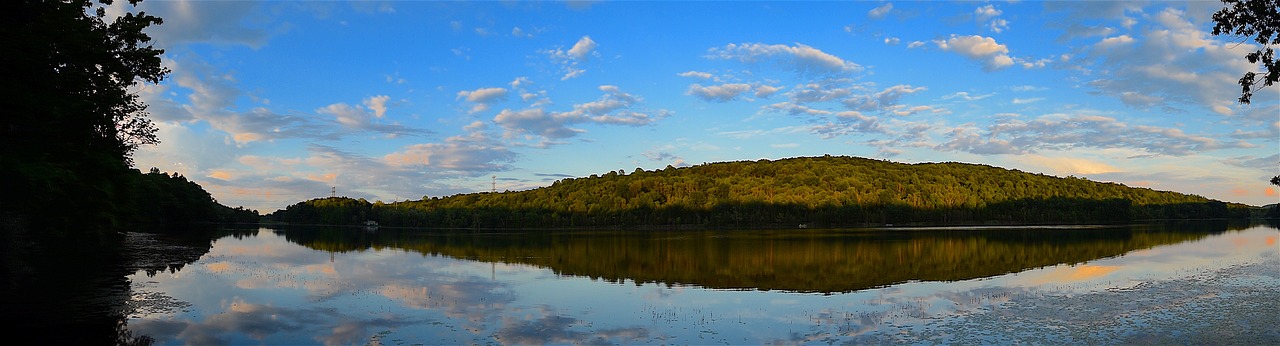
[34,223,1280,344]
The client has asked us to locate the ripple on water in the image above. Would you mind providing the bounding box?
[125,290,192,319]
[903,258,1280,345]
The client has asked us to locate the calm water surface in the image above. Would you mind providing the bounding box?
[123,224,1279,345]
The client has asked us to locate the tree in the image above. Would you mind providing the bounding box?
[1212,0,1280,189]
[1,0,168,235]
[1212,0,1280,104]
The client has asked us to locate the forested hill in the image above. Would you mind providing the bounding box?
[270,155,1255,228]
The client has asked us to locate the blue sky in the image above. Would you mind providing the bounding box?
[111,1,1278,212]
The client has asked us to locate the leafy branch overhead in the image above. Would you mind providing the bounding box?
[1212,0,1280,104]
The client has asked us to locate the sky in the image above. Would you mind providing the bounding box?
[106,0,1279,213]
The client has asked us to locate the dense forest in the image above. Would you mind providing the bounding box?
[1,0,256,238]
[269,155,1261,228]
[133,168,260,229]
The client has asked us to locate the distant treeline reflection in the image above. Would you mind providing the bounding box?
[276,221,1243,293]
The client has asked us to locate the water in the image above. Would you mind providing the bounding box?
[117,223,1277,345]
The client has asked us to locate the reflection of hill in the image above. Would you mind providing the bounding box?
[0,226,252,344]
[278,222,1229,293]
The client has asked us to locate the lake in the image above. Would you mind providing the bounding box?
[119,222,1277,345]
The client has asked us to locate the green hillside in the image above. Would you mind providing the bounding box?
[270,155,1254,228]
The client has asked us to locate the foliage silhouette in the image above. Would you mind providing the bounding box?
[0,1,252,343]
[1212,0,1280,104]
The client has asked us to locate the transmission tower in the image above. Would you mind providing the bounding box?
[331,186,336,198]
[491,175,497,193]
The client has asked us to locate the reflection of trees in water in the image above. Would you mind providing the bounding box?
[281,222,1233,294]
[1,232,148,345]
[0,227,256,345]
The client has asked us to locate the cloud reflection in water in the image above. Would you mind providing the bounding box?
[126,225,1278,345]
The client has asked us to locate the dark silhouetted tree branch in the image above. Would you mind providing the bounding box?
[1212,0,1280,104]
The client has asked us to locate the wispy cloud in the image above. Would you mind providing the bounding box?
[687,83,753,102]
[708,42,863,75]
[494,86,670,144]
[457,87,509,113]
[937,113,1249,156]
[867,3,893,20]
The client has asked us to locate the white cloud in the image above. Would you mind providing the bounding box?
[868,3,893,19]
[754,84,783,98]
[1223,153,1280,170]
[974,5,1008,33]
[884,37,901,45]
[907,41,925,49]
[937,113,1248,156]
[543,36,599,80]
[511,26,534,38]
[134,121,238,175]
[1018,155,1121,175]
[1012,97,1045,104]
[456,87,508,113]
[133,0,271,47]
[790,80,856,103]
[493,86,670,143]
[974,5,1001,20]
[1017,57,1053,69]
[364,95,390,118]
[843,84,928,113]
[142,55,341,145]
[567,36,597,60]
[677,71,713,79]
[810,110,884,138]
[1115,91,1162,107]
[1095,35,1135,50]
[933,35,1014,71]
[887,105,945,116]
[1012,85,1048,92]
[763,102,833,116]
[1080,7,1272,117]
[510,77,531,89]
[687,83,753,102]
[942,91,995,101]
[708,42,862,75]
[222,138,518,211]
[383,123,517,173]
[457,87,508,103]
[989,19,1009,33]
[1059,23,1118,41]
[494,108,579,140]
[316,102,427,137]
[560,85,667,126]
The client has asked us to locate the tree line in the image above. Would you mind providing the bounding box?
[269,155,1259,229]
[1,0,257,238]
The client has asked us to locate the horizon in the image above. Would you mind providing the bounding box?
[109,1,1278,213]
